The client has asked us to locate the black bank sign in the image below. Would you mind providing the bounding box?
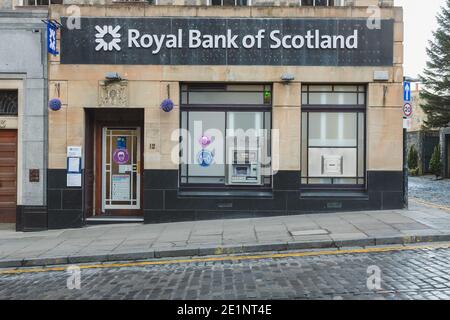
[61,17,394,66]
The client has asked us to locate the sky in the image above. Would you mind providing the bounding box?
[395,0,445,79]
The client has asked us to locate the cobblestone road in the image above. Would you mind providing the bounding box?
[1,244,450,300]
[409,176,450,207]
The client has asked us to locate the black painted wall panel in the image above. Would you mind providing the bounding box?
[142,169,405,224]
[47,169,84,229]
[45,169,404,227]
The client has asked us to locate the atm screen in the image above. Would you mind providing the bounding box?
[235,166,249,176]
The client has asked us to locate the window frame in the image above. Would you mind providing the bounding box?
[301,84,367,191]
[300,0,345,6]
[0,90,19,116]
[179,83,273,191]
[181,83,272,107]
[210,0,249,6]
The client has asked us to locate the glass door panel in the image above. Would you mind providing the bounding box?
[102,127,140,211]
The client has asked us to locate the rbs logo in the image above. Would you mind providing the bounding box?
[95,25,122,51]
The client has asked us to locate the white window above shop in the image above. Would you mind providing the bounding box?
[147,0,348,6]
[300,0,345,6]
[20,0,63,5]
[181,84,272,105]
[207,0,346,6]
[302,85,366,106]
[210,0,248,5]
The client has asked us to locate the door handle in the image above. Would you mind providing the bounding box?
[137,161,140,174]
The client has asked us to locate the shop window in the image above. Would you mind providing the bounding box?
[301,0,344,6]
[301,85,366,187]
[180,84,272,189]
[0,90,18,116]
[25,0,63,5]
[211,0,248,5]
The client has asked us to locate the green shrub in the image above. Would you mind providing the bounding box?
[429,144,443,178]
[409,167,420,176]
[408,145,419,171]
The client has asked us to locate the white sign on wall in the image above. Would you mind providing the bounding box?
[67,173,82,187]
[67,146,82,158]
[403,118,412,130]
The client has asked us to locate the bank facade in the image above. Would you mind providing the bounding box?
[42,1,404,230]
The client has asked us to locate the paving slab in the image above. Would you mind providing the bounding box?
[290,229,329,236]
[330,232,369,240]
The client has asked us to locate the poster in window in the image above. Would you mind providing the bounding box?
[112,175,130,201]
[117,137,127,149]
[113,149,130,165]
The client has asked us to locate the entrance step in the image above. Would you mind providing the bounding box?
[86,217,144,225]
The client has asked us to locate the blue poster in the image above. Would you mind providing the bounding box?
[117,137,126,149]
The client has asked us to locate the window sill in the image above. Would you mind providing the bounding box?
[178,190,274,199]
[300,190,369,200]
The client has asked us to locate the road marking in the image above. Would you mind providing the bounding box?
[410,197,450,212]
[1,242,450,275]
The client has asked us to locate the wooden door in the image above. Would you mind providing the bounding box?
[0,130,17,223]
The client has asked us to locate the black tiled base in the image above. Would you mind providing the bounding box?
[45,169,405,227]
[47,210,84,229]
[16,206,47,232]
[143,170,405,224]
[47,169,84,229]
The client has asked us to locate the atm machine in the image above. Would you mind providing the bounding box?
[227,148,261,185]
[226,112,264,186]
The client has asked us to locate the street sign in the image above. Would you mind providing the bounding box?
[404,81,411,102]
[403,118,411,129]
[403,103,413,118]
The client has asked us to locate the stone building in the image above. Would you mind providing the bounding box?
[8,0,404,230]
[0,5,48,230]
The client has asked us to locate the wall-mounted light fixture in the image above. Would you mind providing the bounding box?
[281,73,295,84]
[105,72,122,82]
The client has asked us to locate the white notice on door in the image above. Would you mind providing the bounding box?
[119,165,132,173]
[112,175,130,201]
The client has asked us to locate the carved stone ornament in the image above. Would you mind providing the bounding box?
[98,80,128,107]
